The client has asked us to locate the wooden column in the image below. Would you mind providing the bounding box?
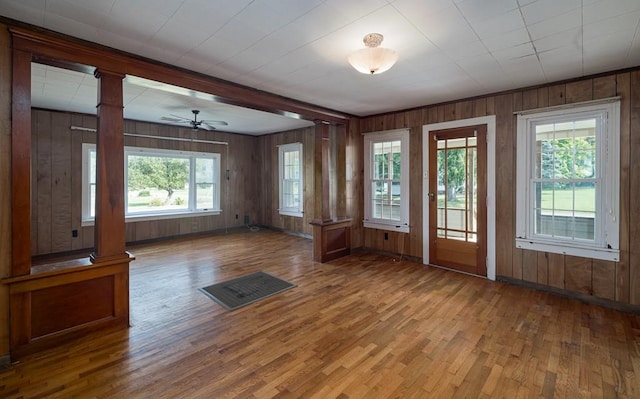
[313,120,332,223]
[311,121,351,262]
[11,48,32,276]
[90,69,128,263]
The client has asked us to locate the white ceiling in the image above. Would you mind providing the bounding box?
[2,0,639,135]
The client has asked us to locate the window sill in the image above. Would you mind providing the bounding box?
[515,238,619,262]
[364,221,409,234]
[278,210,303,218]
[81,209,222,227]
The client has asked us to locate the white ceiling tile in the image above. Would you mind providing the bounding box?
[481,28,531,51]
[538,46,583,81]
[525,8,582,40]
[45,0,109,28]
[0,0,46,25]
[471,9,525,37]
[533,28,582,53]
[148,20,216,55]
[520,0,581,26]
[442,40,488,60]
[583,11,640,41]
[583,0,640,24]
[170,0,253,29]
[491,42,536,61]
[58,0,115,16]
[455,0,519,23]
[260,0,325,20]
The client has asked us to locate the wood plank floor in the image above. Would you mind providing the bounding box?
[1,230,639,398]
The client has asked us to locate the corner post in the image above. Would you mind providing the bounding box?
[90,69,128,263]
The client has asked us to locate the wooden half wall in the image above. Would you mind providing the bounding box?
[359,71,640,307]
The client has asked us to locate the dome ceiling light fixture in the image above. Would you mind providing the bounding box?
[348,33,399,75]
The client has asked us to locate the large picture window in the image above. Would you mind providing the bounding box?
[364,129,410,233]
[82,144,221,223]
[515,99,620,261]
[278,142,303,217]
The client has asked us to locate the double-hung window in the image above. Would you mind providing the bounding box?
[364,129,410,233]
[515,99,620,261]
[278,142,303,217]
[82,144,221,224]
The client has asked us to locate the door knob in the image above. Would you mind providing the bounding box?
[428,192,435,201]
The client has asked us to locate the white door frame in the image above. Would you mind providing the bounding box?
[422,116,496,281]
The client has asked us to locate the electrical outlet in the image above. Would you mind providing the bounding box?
[235,214,238,219]
[384,232,388,240]
[72,229,78,238]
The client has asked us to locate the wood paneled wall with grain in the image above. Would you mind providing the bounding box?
[30,109,259,256]
[0,22,11,361]
[359,70,640,306]
[256,127,315,236]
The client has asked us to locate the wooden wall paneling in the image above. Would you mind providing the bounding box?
[593,75,617,99]
[443,103,456,122]
[473,98,487,117]
[521,249,537,282]
[547,253,565,289]
[408,126,423,259]
[536,252,549,286]
[616,72,631,303]
[334,124,347,219]
[564,255,593,295]
[592,260,616,301]
[50,113,72,253]
[457,100,474,120]
[30,112,38,257]
[548,84,566,106]
[537,86,549,108]
[522,89,538,111]
[346,117,363,249]
[303,128,315,235]
[82,225,94,250]
[404,109,422,128]
[70,114,84,250]
[629,70,640,305]
[512,91,523,113]
[511,246,523,280]
[426,107,439,124]
[494,94,514,277]
[35,110,52,255]
[0,22,11,358]
[565,80,593,103]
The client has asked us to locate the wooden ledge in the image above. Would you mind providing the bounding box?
[310,217,352,227]
[1,252,135,285]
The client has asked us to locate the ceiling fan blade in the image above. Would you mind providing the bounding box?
[200,122,216,131]
[202,120,228,126]
[160,116,187,122]
[168,113,193,121]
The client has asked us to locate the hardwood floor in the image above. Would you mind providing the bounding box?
[1,229,639,398]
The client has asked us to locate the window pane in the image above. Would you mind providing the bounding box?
[127,155,190,213]
[89,149,96,217]
[196,158,215,210]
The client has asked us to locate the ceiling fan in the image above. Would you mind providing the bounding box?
[161,109,228,131]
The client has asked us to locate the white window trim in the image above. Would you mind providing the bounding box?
[82,143,221,226]
[278,142,304,217]
[515,98,620,262]
[364,128,410,233]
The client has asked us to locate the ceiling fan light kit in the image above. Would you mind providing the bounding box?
[348,33,398,75]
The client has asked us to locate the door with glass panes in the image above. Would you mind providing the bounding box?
[428,125,487,276]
